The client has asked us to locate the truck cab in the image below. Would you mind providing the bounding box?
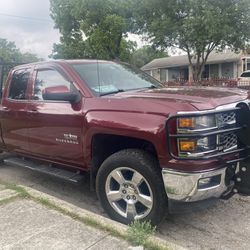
[0,60,250,225]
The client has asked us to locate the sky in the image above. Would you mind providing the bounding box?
[0,0,60,59]
[0,0,148,60]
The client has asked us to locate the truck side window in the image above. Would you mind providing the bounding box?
[33,69,71,100]
[8,69,30,100]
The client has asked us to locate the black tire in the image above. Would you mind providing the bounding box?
[96,149,167,225]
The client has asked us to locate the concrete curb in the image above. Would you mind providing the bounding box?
[20,186,187,250]
[0,189,19,202]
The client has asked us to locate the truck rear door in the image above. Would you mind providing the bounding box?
[0,68,31,153]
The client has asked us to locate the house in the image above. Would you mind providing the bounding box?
[141,51,250,82]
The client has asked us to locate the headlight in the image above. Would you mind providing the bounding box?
[177,115,217,156]
[178,115,217,131]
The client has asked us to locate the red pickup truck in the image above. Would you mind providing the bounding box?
[0,60,250,225]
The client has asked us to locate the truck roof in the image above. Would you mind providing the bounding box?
[12,59,114,70]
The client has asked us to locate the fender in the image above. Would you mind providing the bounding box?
[83,110,170,167]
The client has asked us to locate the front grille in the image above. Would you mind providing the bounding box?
[217,110,237,151]
[167,106,243,160]
[219,133,238,151]
[217,111,236,127]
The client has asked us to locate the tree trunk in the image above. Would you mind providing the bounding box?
[193,63,204,81]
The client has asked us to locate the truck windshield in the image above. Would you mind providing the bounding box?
[70,61,162,96]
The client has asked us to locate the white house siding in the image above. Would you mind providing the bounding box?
[141,51,246,82]
[152,69,160,81]
[160,69,167,82]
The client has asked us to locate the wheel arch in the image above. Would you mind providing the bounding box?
[90,133,160,173]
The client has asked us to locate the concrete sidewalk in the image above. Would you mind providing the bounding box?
[0,186,129,250]
[0,184,184,250]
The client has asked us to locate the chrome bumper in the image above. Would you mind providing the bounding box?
[162,167,233,202]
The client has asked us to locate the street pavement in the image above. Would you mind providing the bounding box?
[0,164,250,250]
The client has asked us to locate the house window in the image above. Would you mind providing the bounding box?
[221,63,234,78]
[209,64,219,78]
[202,65,209,79]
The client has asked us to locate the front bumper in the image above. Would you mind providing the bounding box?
[162,166,234,202]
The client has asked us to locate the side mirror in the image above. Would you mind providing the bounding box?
[42,85,81,104]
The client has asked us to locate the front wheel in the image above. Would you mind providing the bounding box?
[96,149,167,225]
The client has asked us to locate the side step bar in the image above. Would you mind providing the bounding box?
[3,157,85,183]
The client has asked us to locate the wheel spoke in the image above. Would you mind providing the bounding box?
[107,191,121,202]
[126,202,137,219]
[137,194,153,209]
[131,171,143,186]
[105,167,154,221]
[110,170,125,184]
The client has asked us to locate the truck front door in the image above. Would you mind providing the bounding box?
[26,67,84,168]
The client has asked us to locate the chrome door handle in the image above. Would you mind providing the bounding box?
[28,109,38,114]
[2,106,9,111]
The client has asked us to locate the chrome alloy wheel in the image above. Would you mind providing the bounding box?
[105,167,153,220]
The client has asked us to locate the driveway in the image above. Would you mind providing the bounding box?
[0,164,249,250]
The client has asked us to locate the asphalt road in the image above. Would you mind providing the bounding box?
[0,164,249,250]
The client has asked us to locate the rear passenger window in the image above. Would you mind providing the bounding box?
[33,69,71,100]
[8,69,30,100]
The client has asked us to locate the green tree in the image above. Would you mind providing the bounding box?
[130,45,168,68]
[50,0,136,61]
[0,38,40,64]
[0,38,22,64]
[133,0,250,80]
[0,38,41,83]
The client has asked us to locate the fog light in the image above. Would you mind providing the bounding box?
[198,175,221,189]
[179,140,196,152]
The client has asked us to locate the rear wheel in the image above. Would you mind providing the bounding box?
[96,149,167,225]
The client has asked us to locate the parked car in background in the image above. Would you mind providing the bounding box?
[237,70,250,87]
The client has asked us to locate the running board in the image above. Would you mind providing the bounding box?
[3,157,85,183]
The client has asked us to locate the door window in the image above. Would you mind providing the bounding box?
[33,69,71,100]
[8,69,30,100]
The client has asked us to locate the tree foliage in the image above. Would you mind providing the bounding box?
[0,38,41,64]
[133,0,250,80]
[49,0,136,61]
[0,38,41,83]
[130,45,168,68]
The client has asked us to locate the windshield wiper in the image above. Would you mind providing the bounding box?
[99,89,125,96]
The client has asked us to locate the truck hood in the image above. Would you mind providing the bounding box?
[111,86,249,111]
[85,86,249,118]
